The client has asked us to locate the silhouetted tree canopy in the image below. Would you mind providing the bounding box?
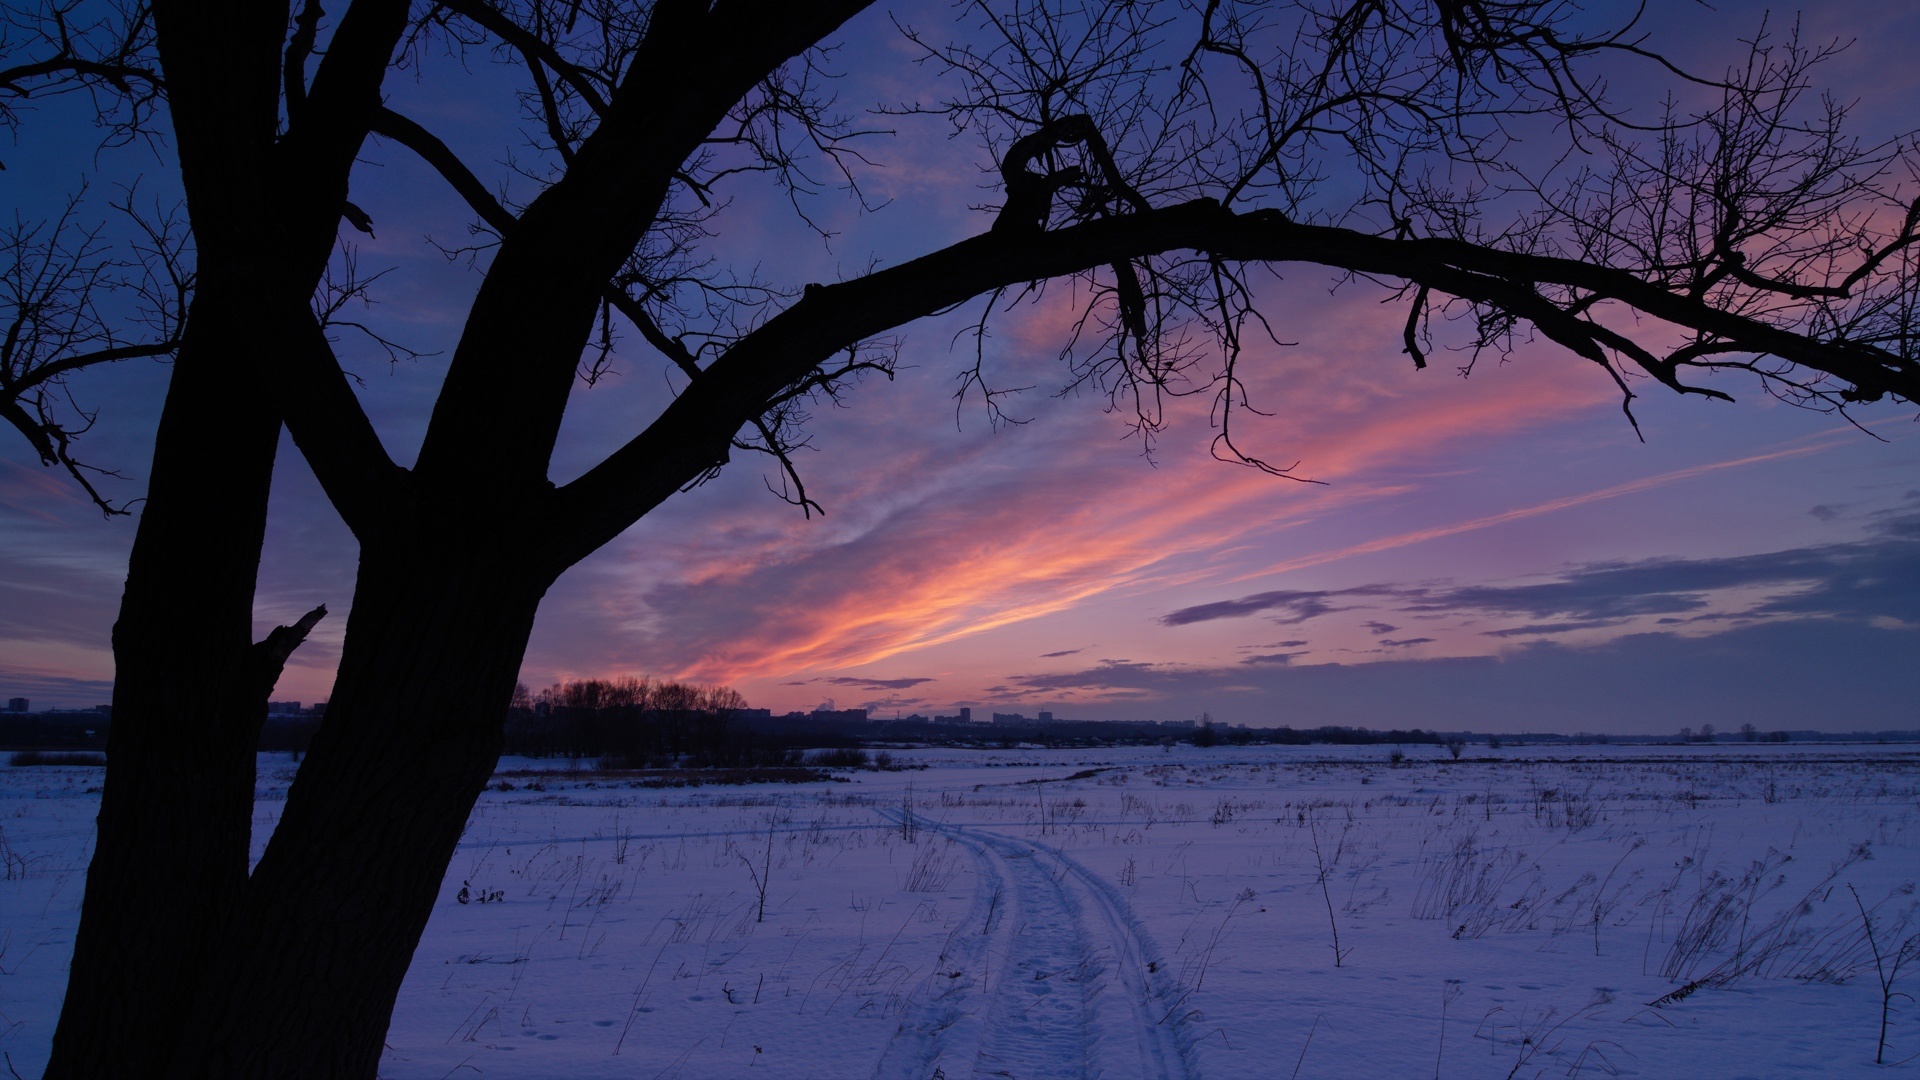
[5,2,1914,1076]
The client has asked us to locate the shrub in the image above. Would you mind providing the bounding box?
[803,747,870,770]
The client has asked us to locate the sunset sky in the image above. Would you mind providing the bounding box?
[2,0,1916,733]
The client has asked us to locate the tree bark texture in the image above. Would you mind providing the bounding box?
[165,538,548,1077]
[48,0,393,1071]
[48,285,285,1078]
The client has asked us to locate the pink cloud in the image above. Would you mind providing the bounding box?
[523,273,1644,695]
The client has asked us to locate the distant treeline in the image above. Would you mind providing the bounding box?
[855,718,1454,748]
[0,712,322,753]
[7,690,1920,758]
[1232,725,1443,746]
[503,677,826,768]
[0,714,107,751]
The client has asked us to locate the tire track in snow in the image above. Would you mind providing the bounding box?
[874,813,1198,1079]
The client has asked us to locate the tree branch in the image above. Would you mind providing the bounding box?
[8,338,179,395]
[249,603,328,702]
[437,0,611,116]
[409,0,875,498]
[369,106,518,234]
[272,0,414,276]
[368,105,718,393]
[550,198,1918,570]
[0,0,164,160]
[272,307,409,541]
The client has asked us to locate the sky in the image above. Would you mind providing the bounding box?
[1,0,1917,734]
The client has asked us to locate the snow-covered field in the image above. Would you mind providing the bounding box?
[3,743,1918,1078]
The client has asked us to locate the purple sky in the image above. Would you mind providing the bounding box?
[2,1,1917,733]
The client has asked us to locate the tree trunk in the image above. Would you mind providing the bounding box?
[46,287,285,1079]
[51,2,304,1064]
[165,538,547,1078]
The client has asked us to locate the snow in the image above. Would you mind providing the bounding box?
[2,743,1918,1078]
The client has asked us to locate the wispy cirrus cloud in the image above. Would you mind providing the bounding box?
[993,617,1917,732]
[1209,438,1851,589]
[1240,651,1308,665]
[515,269,1631,700]
[1161,589,1370,626]
[1481,620,1625,638]
[1161,506,1920,638]
[0,553,126,650]
[0,665,113,705]
[824,675,936,690]
[1005,659,1175,694]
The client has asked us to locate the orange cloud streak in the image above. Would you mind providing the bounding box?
[627,315,1624,683]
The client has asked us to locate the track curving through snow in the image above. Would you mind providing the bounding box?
[873,812,1199,1080]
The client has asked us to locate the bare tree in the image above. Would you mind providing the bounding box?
[5,1,1913,1077]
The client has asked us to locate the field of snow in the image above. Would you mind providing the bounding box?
[3,742,1918,1078]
